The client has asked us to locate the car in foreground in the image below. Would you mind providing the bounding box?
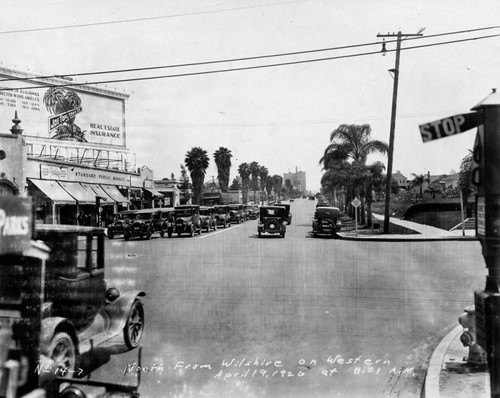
[214,205,231,228]
[174,205,202,237]
[200,206,217,232]
[124,208,164,240]
[107,209,138,239]
[257,206,287,238]
[312,206,342,238]
[32,225,145,389]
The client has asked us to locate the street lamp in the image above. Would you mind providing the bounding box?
[377,30,424,233]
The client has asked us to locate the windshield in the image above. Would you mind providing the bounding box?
[261,208,283,217]
[316,209,339,218]
[136,212,154,220]
[214,207,226,214]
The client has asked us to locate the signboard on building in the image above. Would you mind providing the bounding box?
[0,70,127,148]
[40,164,68,180]
[0,196,32,255]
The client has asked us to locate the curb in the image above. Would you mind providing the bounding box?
[424,325,463,398]
[336,234,477,242]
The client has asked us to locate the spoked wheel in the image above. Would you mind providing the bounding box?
[124,300,145,349]
[47,332,76,379]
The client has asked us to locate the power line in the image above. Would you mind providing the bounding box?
[0,0,306,35]
[1,32,499,92]
[0,25,498,84]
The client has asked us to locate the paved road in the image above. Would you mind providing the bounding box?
[91,199,484,398]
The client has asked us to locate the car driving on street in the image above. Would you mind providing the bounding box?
[257,206,287,238]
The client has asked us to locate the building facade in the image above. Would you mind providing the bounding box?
[283,168,307,193]
[0,67,157,226]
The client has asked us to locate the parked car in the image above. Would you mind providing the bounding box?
[214,205,231,228]
[160,208,175,238]
[174,205,202,237]
[107,209,138,239]
[257,206,287,238]
[277,203,292,225]
[30,225,145,388]
[312,206,342,238]
[124,208,164,240]
[247,205,259,220]
[316,201,330,208]
[228,204,245,223]
[200,206,217,232]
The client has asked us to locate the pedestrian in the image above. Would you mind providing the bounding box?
[78,212,85,226]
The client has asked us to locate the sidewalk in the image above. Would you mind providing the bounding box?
[425,325,489,398]
[338,213,476,240]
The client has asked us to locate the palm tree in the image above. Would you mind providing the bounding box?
[284,179,292,197]
[458,150,475,214]
[411,173,429,199]
[425,184,443,199]
[271,175,283,201]
[258,165,269,204]
[248,161,260,203]
[319,124,388,222]
[238,163,251,204]
[213,147,232,193]
[184,147,209,204]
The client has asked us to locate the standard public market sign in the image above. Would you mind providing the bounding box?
[0,196,32,255]
[419,112,480,142]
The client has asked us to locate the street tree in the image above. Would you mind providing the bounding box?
[184,147,209,205]
[458,150,475,213]
[179,164,191,204]
[238,163,251,204]
[410,173,429,199]
[271,175,283,201]
[258,165,269,204]
[213,147,232,193]
[229,177,241,191]
[248,161,260,203]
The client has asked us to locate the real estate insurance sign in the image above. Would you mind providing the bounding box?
[0,73,126,148]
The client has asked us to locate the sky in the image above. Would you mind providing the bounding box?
[2,0,500,191]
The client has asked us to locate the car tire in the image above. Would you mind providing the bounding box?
[177,232,181,237]
[189,225,194,237]
[280,232,285,238]
[214,223,217,231]
[46,332,76,379]
[124,300,145,349]
[124,233,130,241]
[258,231,261,238]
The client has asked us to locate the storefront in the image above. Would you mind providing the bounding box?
[0,67,157,225]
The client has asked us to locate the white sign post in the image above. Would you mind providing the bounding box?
[351,197,361,237]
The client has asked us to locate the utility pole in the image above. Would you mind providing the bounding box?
[377,30,424,233]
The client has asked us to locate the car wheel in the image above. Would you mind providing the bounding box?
[168,231,173,238]
[206,225,210,233]
[46,332,76,379]
[214,223,217,231]
[124,300,145,349]
[280,232,285,238]
[124,233,130,241]
[177,232,181,237]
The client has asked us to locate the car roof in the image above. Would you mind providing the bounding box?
[175,205,200,209]
[134,208,161,214]
[261,206,286,210]
[200,206,214,210]
[316,206,340,212]
[117,209,139,215]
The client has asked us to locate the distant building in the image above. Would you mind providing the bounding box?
[283,168,306,193]
[392,170,409,190]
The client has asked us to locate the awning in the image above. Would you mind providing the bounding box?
[28,179,75,204]
[58,181,96,205]
[100,185,131,205]
[81,183,115,205]
[144,188,164,198]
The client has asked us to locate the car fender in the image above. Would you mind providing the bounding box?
[103,291,146,332]
[40,317,79,355]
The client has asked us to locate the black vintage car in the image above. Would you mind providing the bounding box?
[228,204,245,224]
[199,206,217,232]
[312,206,342,238]
[174,205,202,237]
[124,209,164,240]
[257,206,287,238]
[247,205,259,220]
[277,203,292,225]
[107,209,138,239]
[0,224,146,394]
[160,208,175,238]
[213,205,231,228]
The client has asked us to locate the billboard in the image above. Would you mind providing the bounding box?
[0,73,126,148]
